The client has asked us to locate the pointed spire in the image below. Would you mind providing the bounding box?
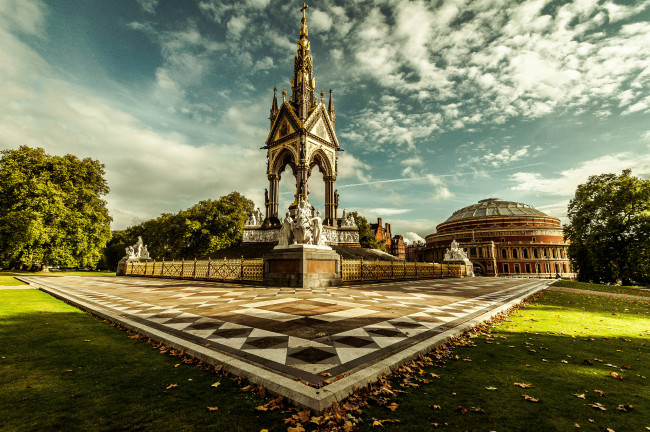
[269,87,279,125]
[328,88,336,124]
[320,90,325,104]
[291,3,315,121]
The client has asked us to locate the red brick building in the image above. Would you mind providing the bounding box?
[390,235,406,260]
[370,218,392,250]
[423,198,574,278]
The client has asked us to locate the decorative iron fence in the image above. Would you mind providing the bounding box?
[340,259,465,282]
[125,258,264,282]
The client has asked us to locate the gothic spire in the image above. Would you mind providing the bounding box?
[269,86,279,126]
[291,3,316,121]
[328,88,336,124]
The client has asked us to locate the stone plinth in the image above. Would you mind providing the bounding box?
[116,258,153,276]
[263,244,342,288]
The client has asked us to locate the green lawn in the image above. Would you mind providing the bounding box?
[554,279,650,297]
[0,270,115,279]
[0,289,285,432]
[356,290,650,432]
[0,276,26,286]
[1,285,648,431]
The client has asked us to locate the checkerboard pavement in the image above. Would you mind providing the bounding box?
[21,276,551,387]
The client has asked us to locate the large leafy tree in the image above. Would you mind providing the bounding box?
[0,146,112,270]
[105,192,254,269]
[564,169,650,285]
[347,211,386,251]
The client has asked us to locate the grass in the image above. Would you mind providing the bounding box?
[0,276,26,286]
[0,289,285,432]
[1,285,648,431]
[554,279,650,297]
[0,270,116,279]
[356,290,650,431]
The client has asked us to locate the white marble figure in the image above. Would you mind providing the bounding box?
[346,213,356,227]
[292,197,313,244]
[278,212,294,246]
[444,239,469,261]
[256,208,263,224]
[311,210,325,246]
[123,236,151,260]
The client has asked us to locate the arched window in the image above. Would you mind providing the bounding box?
[523,249,529,259]
[551,249,556,258]
[533,248,539,258]
[512,249,518,259]
[501,248,507,259]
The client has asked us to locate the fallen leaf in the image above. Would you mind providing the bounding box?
[609,372,623,380]
[455,406,468,415]
[295,410,310,423]
[561,360,569,364]
[174,363,180,368]
[211,382,221,388]
[582,359,593,365]
[207,406,218,411]
[165,384,178,390]
[575,424,580,429]
[430,373,440,378]
[606,428,615,432]
[522,394,540,403]
[594,389,606,397]
[260,430,269,432]
[617,404,634,412]
[387,402,399,412]
[287,426,305,432]
[514,382,532,389]
[372,420,383,427]
[485,386,497,391]
[431,404,441,410]
[470,406,485,413]
[589,402,607,411]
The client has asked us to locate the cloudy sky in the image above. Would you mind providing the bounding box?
[1,0,649,243]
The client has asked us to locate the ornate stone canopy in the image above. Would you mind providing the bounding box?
[263,3,340,226]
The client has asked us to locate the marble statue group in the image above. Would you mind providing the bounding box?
[278,197,326,247]
[124,236,150,260]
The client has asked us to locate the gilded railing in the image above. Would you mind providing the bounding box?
[340,259,466,282]
[125,258,264,282]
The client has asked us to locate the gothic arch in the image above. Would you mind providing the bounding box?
[270,147,298,178]
[308,148,333,178]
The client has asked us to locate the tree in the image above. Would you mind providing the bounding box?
[564,169,650,285]
[104,192,254,270]
[347,211,386,251]
[0,146,112,270]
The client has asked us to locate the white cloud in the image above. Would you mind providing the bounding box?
[403,231,425,245]
[136,0,158,14]
[337,152,371,184]
[368,208,411,216]
[0,0,46,36]
[510,152,650,196]
[484,146,529,167]
[401,156,424,166]
[227,15,249,39]
[310,9,333,33]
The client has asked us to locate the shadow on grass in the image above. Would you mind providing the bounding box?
[0,309,287,432]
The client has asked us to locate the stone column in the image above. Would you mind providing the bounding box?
[324,176,335,223]
[269,174,279,219]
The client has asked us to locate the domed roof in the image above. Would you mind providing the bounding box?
[443,198,549,223]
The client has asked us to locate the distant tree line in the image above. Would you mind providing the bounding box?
[347,211,386,251]
[565,169,650,286]
[104,192,254,270]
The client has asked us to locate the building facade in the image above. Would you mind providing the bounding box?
[390,235,406,260]
[370,218,392,250]
[424,198,574,278]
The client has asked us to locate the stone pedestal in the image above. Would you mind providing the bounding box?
[444,258,475,277]
[263,244,342,288]
[116,258,153,276]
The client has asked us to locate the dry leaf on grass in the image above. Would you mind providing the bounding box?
[514,382,532,388]
[431,404,441,410]
[455,406,468,414]
[287,425,305,432]
[206,406,218,411]
[609,372,623,380]
[594,389,606,397]
[485,386,497,391]
[617,404,634,412]
[470,407,485,413]
[387,402,399,412]
[211,382,221,388]
[574,393,586,399]
[522,394,540,403]
[165,384,178,390]
[590,402,607,411]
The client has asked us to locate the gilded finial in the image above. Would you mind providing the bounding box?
[300,3,309,38]
[320,90,325,103]
[282,88,287,102]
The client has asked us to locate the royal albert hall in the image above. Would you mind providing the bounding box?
[424,198,575,278]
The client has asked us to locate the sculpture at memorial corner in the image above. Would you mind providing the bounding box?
[124,236,150,260]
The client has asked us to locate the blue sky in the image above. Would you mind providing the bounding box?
[1,0,649,243]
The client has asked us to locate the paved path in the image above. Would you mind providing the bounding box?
[548,286,650,302]
[19,276,551,411]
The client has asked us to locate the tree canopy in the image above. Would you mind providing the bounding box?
[104,192,254,270]
[0,146,112,270]
[564,169,650,285]
[347,211,386,251]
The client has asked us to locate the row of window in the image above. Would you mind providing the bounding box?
[502,262,570,274]
[501,247,566,259]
